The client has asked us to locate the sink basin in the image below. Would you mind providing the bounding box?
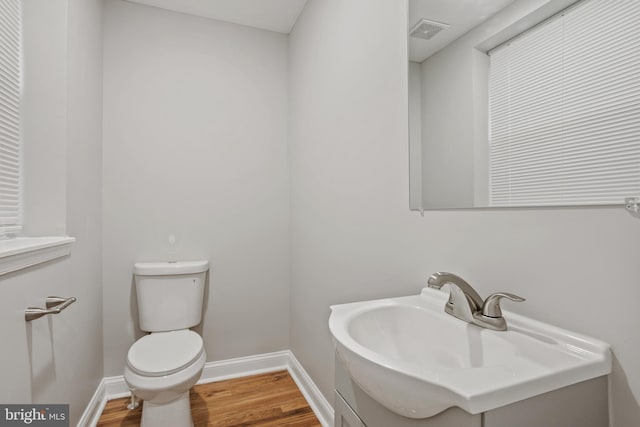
[329,288,611,419]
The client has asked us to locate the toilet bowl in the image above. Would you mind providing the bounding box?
[125,330,206,427]
[125,261,209,427]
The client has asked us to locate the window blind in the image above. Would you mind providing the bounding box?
[488,0,640,207]
[0,0,21,232]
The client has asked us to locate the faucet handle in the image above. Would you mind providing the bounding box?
[482,292,525,318]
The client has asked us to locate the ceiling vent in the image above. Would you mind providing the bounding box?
[409,19,450,41]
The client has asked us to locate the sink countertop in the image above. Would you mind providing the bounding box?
[329,288,612,418]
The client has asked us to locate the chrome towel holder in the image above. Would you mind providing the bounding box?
[25,296,77,321]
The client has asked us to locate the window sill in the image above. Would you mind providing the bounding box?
[0,236,75,276]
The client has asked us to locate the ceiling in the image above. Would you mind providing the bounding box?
[125,0,308,34]
[124,0,515,60]
[409,0,516,62]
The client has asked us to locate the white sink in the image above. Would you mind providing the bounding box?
[329,288,611,419]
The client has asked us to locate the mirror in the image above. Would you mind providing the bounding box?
[408,0,640,210]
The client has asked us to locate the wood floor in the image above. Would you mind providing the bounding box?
[97,371,321,427]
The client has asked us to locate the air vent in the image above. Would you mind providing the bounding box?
[409,19,450,41]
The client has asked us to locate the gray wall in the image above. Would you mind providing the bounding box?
[102,0,290,376]
[0,0,104,425]
[289,0,640,426]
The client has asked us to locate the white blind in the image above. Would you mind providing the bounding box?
[489,0,640,207]
[0,0,21,231]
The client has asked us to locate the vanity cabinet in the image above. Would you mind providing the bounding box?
[335,391,367,427]
[335,357,609,427]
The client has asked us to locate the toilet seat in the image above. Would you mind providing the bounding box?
[127,330,203,377]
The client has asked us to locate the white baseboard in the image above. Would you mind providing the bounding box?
[286,350,334,427]
[103,375,132,400]
[77,350,334,427]
[196,350,289,385]
[76,378,106,427]
[76,375,131,427]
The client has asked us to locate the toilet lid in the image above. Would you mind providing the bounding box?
[127,330,203,377]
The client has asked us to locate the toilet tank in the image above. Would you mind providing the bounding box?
[134,261,209,332]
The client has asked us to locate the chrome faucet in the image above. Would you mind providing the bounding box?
[427,272,524,331]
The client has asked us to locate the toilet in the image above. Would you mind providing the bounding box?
[124,260,209,427]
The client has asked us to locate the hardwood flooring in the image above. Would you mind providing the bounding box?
[97,371,321,427]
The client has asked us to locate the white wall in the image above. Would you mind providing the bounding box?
[417,42,490,208]
[102,0,290,376]
[289,1,640,426]
[408,62,422,210]
[21,0,68,235]
[64,0,104,420]
[419,45,475,208]
[0,0,104,425]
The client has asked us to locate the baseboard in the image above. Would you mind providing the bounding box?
[77,350,334,427]
[196,350,290,385]
[103,375,132,399]
[75,378,106,427]
[77,375,131,427]
[285,350,334,427]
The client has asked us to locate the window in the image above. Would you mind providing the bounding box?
[488,0,640,207]
[0,0,22,234]
[0,0,74,275]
